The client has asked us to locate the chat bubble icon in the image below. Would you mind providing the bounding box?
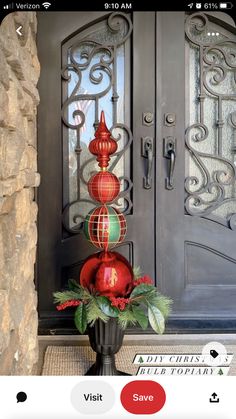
[16,392,27,403]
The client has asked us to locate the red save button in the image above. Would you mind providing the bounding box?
[120,380,166,414]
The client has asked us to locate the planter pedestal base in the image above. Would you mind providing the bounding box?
[85,318,131,376]
[85,354,131,376]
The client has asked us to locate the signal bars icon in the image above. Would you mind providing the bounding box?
[3,3,13,8]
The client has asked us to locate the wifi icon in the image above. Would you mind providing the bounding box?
[42,2,51,8]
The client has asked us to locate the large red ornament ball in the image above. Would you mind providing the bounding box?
[83,205,126,251]
[95,256,133,297]
[80,251,133,297]
[88,171,120,204]
[79,252,102,289]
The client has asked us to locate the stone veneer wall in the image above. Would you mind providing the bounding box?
[0,12,40,374]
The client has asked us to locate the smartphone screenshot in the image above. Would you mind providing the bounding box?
[0,0,235,417]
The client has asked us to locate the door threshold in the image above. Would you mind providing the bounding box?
[38,333,236,346]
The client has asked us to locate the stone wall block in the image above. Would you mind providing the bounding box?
[0,172,25,197]
[0,172,40,198]
[14,228,38,283]
[14,234,31,285]
[0,210,19,290]
[0,195,15,216]
[0,232,4,286]
[14,188,32,231]
[1,211,17,260]
[7,50,26,81]
[8,288,38,376]
[20,92,34,118]
[0,290,10,354]
[8,290,24,330]
[23,170,40,188]
[25,36,40,82]
[0,130,26,179]
[32,54,40,81]
[0,254,19,292]
[0,83,9,127]
[0,330,19,375]
[20,144,38,172]
[25,118,37,147]
[0,128,4,163]
[6,78,26,131]
[29,246,37,268]
[0,49,10,90]
[21,80,40,105]
[30,201,38,223]
[8,279,37,331]
[28,223,38,250]
[29,12,37,36]
[0,223,18,290]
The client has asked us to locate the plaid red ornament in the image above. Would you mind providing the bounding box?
[88,171,120,204]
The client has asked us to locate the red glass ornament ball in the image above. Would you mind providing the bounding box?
[79,252,101,290]
[88,171,120,204]
[95,253,133,297]
[80,251,133,297]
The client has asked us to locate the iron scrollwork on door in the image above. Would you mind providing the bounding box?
[185,12,236,230]
[61,13,133,234]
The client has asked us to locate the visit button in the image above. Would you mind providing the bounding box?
[120,380,166,414]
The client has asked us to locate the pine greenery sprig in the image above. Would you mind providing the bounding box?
[133,266,142,279]
[117,306,138,329]
[53,269,173,334]
[86,297,109,325]
[53,290,82,304]
[150,293,173,319]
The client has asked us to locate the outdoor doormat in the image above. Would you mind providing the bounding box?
[41,345,236,376]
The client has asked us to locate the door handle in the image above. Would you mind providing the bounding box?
[141,137,153,189]
[166,149,176,190]
[163,137,176,190]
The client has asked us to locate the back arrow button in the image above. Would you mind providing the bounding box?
[16,26,22,36]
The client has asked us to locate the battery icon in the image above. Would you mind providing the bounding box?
[220,2,233,8]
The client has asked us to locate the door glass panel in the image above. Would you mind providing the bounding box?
[61,13,133,232]
[185,13,236,229]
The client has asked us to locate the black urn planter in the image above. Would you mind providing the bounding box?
[85,318,131,376]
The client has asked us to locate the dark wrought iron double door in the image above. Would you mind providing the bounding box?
[37,11,236,333]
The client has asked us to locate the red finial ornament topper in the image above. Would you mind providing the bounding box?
[89,111,117,169]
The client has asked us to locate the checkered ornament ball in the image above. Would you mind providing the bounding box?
[88,171,120,204]
[83,205,127,251]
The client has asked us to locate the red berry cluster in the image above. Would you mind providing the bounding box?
[110,297,131,311]
[56,300,81,311]
[133,275,153,287]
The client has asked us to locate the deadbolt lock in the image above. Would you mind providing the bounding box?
[165,113,176,126]
[143,112,154,126]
